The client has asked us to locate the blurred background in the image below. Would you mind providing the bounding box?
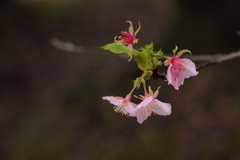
[1,0,240,160]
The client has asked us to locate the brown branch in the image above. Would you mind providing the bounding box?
[184,51,240,62]
[193,50,240,70]
[50,38,240,78]
[196,61,216,71]
[152,70,166,80]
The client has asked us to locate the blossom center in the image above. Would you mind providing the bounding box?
[119,31,137,45]
[144,103,161,116]
[171,58,186,71]
[113,105,128,116]
[179,64,185,70]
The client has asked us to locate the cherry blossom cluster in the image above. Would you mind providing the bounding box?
[102,21,198,124]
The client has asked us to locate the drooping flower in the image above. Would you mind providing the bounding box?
[102,94,135,115]
[165,46,198,90]
[130,87,171,124]
[118,21,141,60]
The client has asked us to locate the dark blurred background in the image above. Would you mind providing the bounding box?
[1,0,240,160]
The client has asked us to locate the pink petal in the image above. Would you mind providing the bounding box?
[167,64,181,90]
[102,96,124,106]
[181,58,199,76]
[136,107,149,124]
[173,69,187,89]
[136,96,153,110]
[151,99,172,115]
[167,58,198,90]
[167,63,173,85]
[125,102,135,114]
[130,96,153,117]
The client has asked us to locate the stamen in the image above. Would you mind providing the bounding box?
[113,105,128,116]
[179,64,185,70]
[144,102,163,116]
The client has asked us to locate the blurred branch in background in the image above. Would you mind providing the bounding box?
[194,51,240,70]
[50,38,128,59]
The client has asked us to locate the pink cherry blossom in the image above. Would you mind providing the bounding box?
[167,57,198,90]
[118,21,141,55]
[130,90,171,124]
[102,95,135,115]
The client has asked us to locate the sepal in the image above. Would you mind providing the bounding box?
[172,45,178,56]
[164,59,170,66]
[176,49,191,57]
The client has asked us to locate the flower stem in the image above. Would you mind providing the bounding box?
[125,86,136,101]
[142,81,148,96]
[129,87,135,95]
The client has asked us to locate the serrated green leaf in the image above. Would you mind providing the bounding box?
[156,49,163,56]
[139,43,154,51]
[145,43,154,50]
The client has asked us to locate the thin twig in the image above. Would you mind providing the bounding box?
[193,51,240,70]
[152,70,166,80]
[50,38,240,78]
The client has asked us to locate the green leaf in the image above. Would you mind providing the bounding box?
[142,71,153,80]
[155,49,164,58]
[141,43,154,50]
[101,41,127,54]
[132,49,141,56]
[152,57,161,69]
[140,78,146,84]
[135,49,148,71]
